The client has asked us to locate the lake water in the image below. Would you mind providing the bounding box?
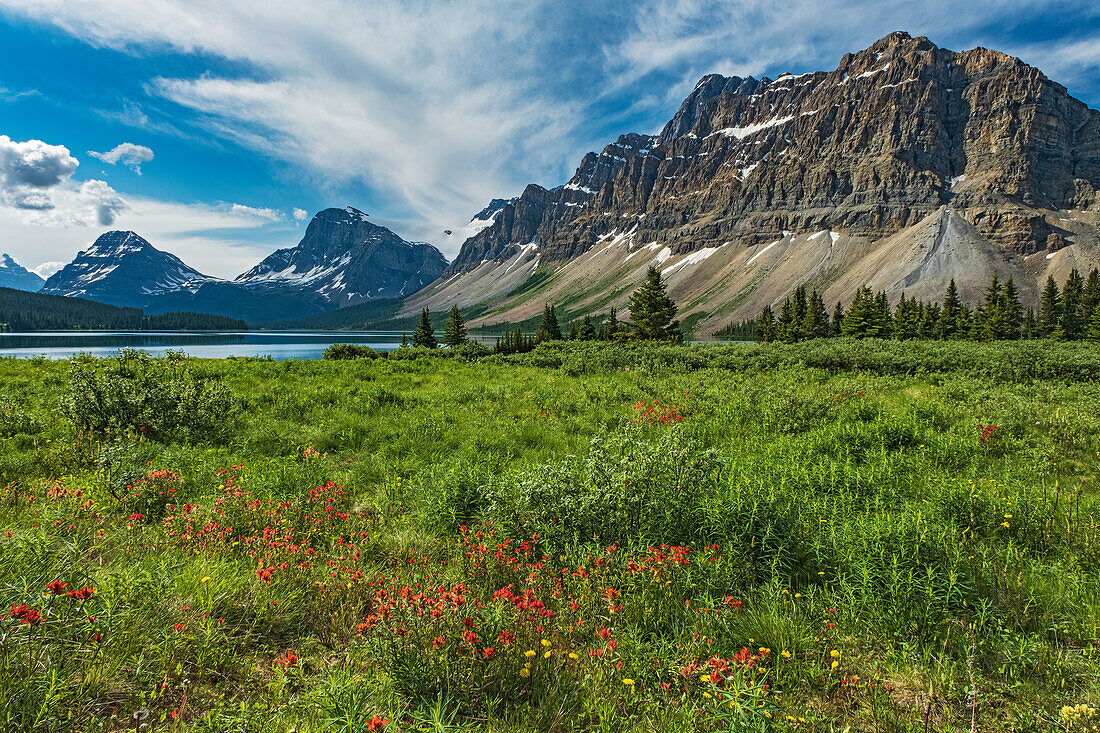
[0,330,499,360]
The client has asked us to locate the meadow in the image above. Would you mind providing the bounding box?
[1,341,1099,732]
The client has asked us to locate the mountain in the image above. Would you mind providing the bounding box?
[235,207,447,306]
[40,231,212,308]
[404,32,1100,336]
[0,254,45,292]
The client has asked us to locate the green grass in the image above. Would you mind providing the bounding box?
[1,341,1099,731]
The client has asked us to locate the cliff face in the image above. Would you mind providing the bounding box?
[449,32,1100,266]
[405,32,1100,334]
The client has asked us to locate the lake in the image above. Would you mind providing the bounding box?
[0,330,499,360]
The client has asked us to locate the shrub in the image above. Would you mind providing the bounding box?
[322,343,380,360]
[61,349,239,443]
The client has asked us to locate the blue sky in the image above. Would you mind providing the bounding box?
[1,0,1099,278]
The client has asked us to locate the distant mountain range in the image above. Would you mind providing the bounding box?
[0,254,45,292]
[38,207,448,325]
[19,32,1100,335]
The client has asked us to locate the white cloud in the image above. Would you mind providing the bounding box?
[228,203,282,222]
[3,0,1099,260]
[88,142,155,173]
[0,134,79,208]
[292,207,308,221]
[31,261,65,278]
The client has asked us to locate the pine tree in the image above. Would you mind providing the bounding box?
[790,286,809,340]
[841,286,878,338]
[1001,276,1022,340]
[401,332,408,347]
[535,303,562,342]
[831,301,844,335]
[1081,269,1100,324]
[1038,276,1061,338]
[1023,307,1037,339]
[576,315,596,340]
[442,305,467,347]
[627,266,681,341]
[756,305,777,343]
[1088,302,1100,343]
[918,302,940,339]
[874,291,893,338]
[802,289,830,339]
[776,297,795,342]
[600,307,620,341]
[412,308,436,348]
[979,273,1005,340]
[939,279,962,339]
[1056,269,1085,340]
[893,294,919,340]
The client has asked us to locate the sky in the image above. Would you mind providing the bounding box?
[1,1,1099,279]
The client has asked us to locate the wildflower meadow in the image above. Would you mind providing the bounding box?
[1,341,1099,731]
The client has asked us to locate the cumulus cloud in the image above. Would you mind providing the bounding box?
[0,134,79,209]
[292,207,308,221]
[31,260,66,278]
[88,142,155,173]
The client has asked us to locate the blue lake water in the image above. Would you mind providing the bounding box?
[0,330,498,360]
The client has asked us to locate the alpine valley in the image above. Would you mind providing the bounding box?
[24,32,1100,333]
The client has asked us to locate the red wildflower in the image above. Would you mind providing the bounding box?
[275,652,299,668]
[45,580,68,595]
[366,714,388,731]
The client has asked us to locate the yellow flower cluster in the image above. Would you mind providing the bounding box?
[1061,704,1100,733]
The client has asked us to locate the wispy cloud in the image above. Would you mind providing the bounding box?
[1,0,1099,261]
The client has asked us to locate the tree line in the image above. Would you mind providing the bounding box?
[0,287,247,332]
[407,265,684,354]
[754,269,1100,342]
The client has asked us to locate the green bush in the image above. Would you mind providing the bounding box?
[322,343,380,360]
[60,349,240,443]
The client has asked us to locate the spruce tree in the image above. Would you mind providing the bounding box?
[939,279,962,339]
[841,286,877,338]
[979,273,1005,340]
[776,297,795,342]
[756,305,776,343]
[442,305,468,347]
[1038,276,1061,338]
[1023,307,1037,339]
[1056,269,1085,340]
[1081,269,1100,324]
[535,304,562,342]
[601,308,620,341]
[576,315,596,340]
[831,301,844,335]
[1088,302,1100,343]
[627,266,681,341]
[1001,276,1022,340]
[802,289,830,339]
[412,308,437,348]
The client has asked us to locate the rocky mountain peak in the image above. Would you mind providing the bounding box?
[0,253,45,292]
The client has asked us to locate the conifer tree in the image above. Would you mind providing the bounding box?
[1081,269,1100,324]
[1056,269,1085,340]
[776,297,795,342]
[535,303,562,342]
[802,289,830,339]
[841,286,877,338]
[600,307,620,341]
[756,305,776,343]
[939,279,962,339]
[442,305,468,347]
[576,315,596,340]
[1038,276,1061,338]
[831,301,844,335]
[874,291,893,338]
[918,302,940,339]
[1001,276,1022,340]
[627,266,681,341]
[893,294,919,340]
[979,273,1006,340]
[1089,302,1100,343]
[1023,307,1037,339]
[412,308,437,348]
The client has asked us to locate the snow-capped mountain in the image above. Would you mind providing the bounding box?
[0,254,45,292]
[40,231,213,308]
[235,207,447,305]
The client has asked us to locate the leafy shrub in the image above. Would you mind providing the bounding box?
[322,343,379,360]
[486,425,720,548]
[61,349,239,443]
[0,401,42,437]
